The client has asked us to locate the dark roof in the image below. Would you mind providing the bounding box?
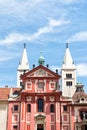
[72,91,87,103]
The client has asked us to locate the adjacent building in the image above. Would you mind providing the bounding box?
[0,87,9,130]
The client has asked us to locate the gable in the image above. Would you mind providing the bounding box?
[21,65,61,80]
[27,68,55,77]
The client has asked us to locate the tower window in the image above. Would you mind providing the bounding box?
[50,104,55,113]
[27,104,31,112]
[38,98,44,112]
[66,74,72,79]
[66,81,72,86]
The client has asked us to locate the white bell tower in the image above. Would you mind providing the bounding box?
[61,43,76,97]
[17,43,29,88]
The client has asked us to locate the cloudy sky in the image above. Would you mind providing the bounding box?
[0,0,87,91]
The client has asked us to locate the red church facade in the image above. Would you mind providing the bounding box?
[7,65,73,130]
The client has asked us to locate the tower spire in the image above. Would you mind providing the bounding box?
[24,43,26,48]
[66,42,68,48]
[18,43,29,70]
[17,44,29,88]
[62,43,75,69]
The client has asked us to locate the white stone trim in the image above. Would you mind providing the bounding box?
[44,80,46,92]
[26,96,32,102]
[56,102,60,122]
[26,113,31,123]
[62,113,69,123]
[50,113,55,123]
[12,104,19,112]
[26,81,32,90]
[49,96,55,102]
[49,80,55,90]
[12,113,19,123]
[21,102,25,122]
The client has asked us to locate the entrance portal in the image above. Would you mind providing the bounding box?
[37,124,44,130]
[35,114,46,130]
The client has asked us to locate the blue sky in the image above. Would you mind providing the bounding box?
[0,0,87,92]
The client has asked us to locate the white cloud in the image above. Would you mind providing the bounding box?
[49,19,69,27]
[76,63,87,76]
[0,0,43,11]
[0,0,44,21]
[23,19,70,41]
[0,33,27,45]
[67,31,87,42]
[0,18,70,45]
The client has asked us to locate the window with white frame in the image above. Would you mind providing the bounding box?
[12,113,19,122]
[27,104,31,112]
[50,104,55,113]
[13,105,19,112]
[50,81,55,90]
[26,82,32,90]
[63,105,68,112]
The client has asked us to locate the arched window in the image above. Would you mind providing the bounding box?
[27,104,31,112]
[38,98,44,112]
[50,104,55,113]
[80,111,87,120]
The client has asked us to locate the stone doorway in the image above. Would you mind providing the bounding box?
[37,124,44,130]
[34,113,46,130]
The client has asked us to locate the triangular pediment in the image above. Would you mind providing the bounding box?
[21,65,61,79]
[35,113,46,119]
[27,68,55,77]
